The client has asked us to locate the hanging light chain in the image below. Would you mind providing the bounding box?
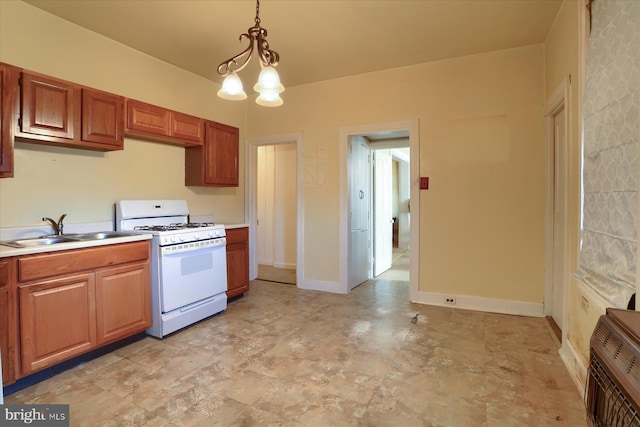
[217,0,279,76]
[255,0,261,26]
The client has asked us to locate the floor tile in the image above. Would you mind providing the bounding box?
[4,252,587,426]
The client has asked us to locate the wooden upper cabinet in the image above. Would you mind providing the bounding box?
[81,89,124,148]
[185,121,239,187]
[171,111,204,144]
[17,71,123,151]
[20,72,79,140]
[126,99,169,137]
[125,99,203,146]
[0,63,17,178]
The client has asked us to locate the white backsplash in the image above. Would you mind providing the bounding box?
[190,214,216,224]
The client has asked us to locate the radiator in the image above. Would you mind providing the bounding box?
[586,308,640,426]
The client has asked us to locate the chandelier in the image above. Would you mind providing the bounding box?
[216,0,284,107]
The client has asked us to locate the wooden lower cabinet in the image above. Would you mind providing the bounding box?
[19,273,97,376]
[226,227,249,298]
[96,262,151,345]
[0,258,15,385]
[9,241,151,380]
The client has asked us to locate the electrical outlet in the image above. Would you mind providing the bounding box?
[581,296,589,312]
[444,297,456,305]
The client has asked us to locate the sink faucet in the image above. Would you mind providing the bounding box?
[42,214,67,236]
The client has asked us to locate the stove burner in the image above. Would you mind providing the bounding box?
[185,222,217,228]
[133,222,218,232]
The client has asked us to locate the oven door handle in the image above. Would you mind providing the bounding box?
[160,239,226,256]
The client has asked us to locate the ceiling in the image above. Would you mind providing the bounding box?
[22,0,562,89]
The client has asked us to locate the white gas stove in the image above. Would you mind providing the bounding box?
[116,200,227,338]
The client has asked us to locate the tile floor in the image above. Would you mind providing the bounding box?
[5,253,587,426]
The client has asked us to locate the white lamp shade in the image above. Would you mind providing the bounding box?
[217,72,247,100]
[256,87,284,107]
[253,65,285,93]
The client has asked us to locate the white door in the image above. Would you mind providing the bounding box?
[374,149,393,276]
[551,105,566,330]
[349,136,371,289]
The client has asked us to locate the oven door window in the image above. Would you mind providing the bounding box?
[159,244,227,313]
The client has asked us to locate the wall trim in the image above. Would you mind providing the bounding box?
[559,338,588,396]
[339,119,420,296]
[273,262,296,270]
[245,132,304,287]
[412,290,545,317]
[543,75,572,347]
[298,279,346,294]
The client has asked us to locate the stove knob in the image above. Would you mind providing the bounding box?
[179,235,185,242]
[194,233,200,240]
[171,236,177,243]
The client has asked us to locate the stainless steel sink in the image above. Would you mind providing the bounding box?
[0,231,139,248]
[0,236,80,248]
[70,231,137,240]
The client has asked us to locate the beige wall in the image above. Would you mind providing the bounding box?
[247,45,547,303]
[1,0,582,316]
[0,0,246,227]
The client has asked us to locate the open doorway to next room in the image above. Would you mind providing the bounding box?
[256,144,297,285]
[348,130,410,290]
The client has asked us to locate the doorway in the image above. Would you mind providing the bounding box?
[340,120,420,297]
[544,77,571,340]
[247,133,303,287]
[256,144,297,285]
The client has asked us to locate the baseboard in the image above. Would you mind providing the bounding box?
[273,262,296,270]
[298,279,346,294]
[559,339,587,396]
[412,290,545,317]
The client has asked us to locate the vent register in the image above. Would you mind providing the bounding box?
[586,309,640,426]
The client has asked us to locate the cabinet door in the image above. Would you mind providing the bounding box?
[0,259,14,385]
[204,121,239,186]
[0,287,9,384]
[81,89,124,149]
[126,99,170,137]
[19,273,96,375]
[170,111,203,145]
[0,63,16,178]
[20,72,80,139]
[226,228,249,298]
[95,262,151,345]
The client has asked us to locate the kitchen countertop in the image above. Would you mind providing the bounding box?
[225,223,250,229]
[0,224,248,257]
[0,234,152,258]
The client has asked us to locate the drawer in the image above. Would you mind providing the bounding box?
[225,227,248,245]
[18,241,149,283]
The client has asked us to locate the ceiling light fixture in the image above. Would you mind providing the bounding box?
[217,0,284,107]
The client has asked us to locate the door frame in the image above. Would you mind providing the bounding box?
[339,119,420,298]
[246,132,303,286]
[544,76,572,343]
